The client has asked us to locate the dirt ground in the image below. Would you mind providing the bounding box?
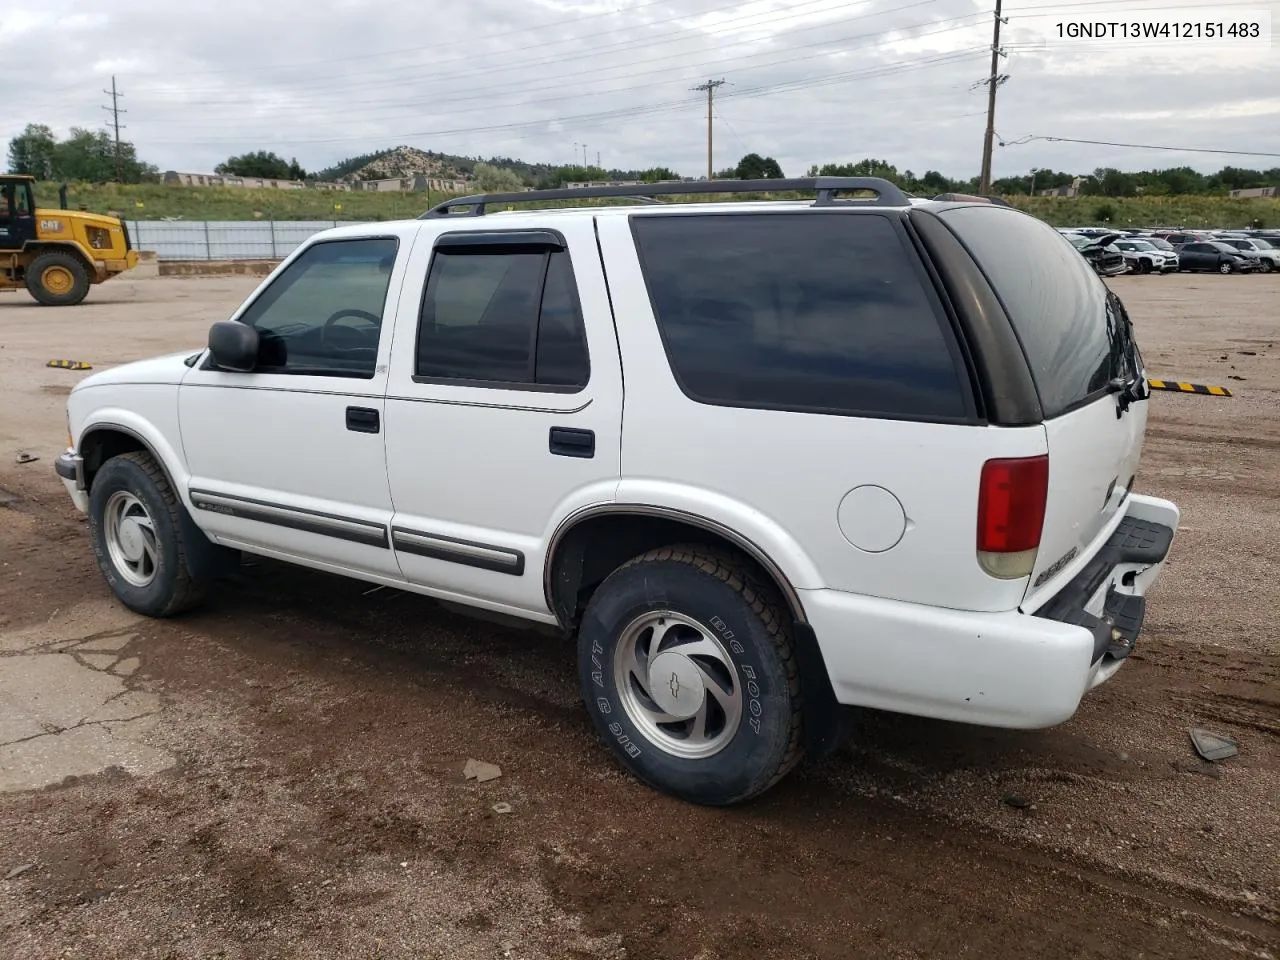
[0,273,1277,960]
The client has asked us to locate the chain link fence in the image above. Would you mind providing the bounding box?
[125,220,368,261]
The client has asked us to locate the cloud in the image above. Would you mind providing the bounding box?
[3,0,1278,180]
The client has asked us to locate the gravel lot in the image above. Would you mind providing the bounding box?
[1,273,1277,960]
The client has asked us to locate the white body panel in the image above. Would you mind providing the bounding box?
[173,221,422,580]
[381,218,624,615]
[1021,394,1147,608]
[596,215,1043,614]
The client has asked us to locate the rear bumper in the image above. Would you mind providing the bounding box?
[801,493,1178,729]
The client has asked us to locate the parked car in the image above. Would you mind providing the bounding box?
[1112,238,1178,273]
[1063,232,1128,276]
[1174,241,1260,273]
[1214,237,1278,272]
[53,177,1179,806]
[1153,231,1208,245]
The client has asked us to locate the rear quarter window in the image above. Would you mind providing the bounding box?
[629,212,972,421]
[937,205,1111,418]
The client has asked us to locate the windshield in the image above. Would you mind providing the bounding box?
[1128,241,1155,251]
[1209,241,1242,253]
[1252,238,1273,249]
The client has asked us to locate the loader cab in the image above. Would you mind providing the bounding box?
[0,176,38,251]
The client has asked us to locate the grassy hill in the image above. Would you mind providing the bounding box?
[37,180,1280,228]
[39,181,467,221]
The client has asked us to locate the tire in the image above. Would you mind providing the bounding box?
[578,544,803,806]
[25,250,91,306]
[1138,259,1151,274]
[1218,261,1233,275]
[1259,259,1273,274]
[88,451,206,617]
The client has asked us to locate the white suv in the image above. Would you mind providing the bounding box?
[55,178,1179,806]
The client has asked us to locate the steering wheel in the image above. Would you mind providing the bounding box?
[321,309,380,350]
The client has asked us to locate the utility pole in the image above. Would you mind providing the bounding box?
[583,143,588,166]
[692,79,726,180]
[978,0,1007,195]
[102,75,127,182]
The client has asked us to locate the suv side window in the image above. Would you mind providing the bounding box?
[630,212,970,420]
[415,245,589,389]
[236,237,398,379]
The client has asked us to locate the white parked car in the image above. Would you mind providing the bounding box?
[55,178,1179,805]
[1214,237,1278,272]
[1112,238,1179,273]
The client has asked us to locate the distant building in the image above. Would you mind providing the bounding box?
[354,175,470,193]
[161,171,471,193]
[564,180,644,189]
[1229,186,1278,199]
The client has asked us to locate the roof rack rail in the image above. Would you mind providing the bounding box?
[419,176,910,219]
[932,192,1012,207]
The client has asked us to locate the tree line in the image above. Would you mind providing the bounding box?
[6,124,157,183]
[807,158,1280,197]
[8,122,1278,198]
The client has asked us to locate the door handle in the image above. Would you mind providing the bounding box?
[346,406,380,434]
[549,427,594,459]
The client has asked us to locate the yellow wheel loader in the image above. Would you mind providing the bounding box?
[0,175,139,306]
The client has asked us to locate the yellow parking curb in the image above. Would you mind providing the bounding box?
[46,360,93,370]
[1147,379,1231,397]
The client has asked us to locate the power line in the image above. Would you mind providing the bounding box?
[127,0,949,110]
[133,48,984,147]
[1002,135,1280,159]
[21,0,1264,112]
[692,79,728,179]
[124,14,991,131]
[977,0,1007,194]
[101,75,127,181]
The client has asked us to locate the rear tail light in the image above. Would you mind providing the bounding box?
[977,455,1049,579]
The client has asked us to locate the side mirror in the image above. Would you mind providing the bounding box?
[207,320,259,373]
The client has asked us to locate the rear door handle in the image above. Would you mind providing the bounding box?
[346,406,380,434]
[549,427,594,458]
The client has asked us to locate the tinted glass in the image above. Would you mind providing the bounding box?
[1253,239,1274,249]
[534,251,590,386]
[238,237,398,378]
[631,212,967,419]
[939,205,1111,418]
[417,248,588,388]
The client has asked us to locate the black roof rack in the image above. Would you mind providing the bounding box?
[419,176,911,219]
[932,192,1012,207]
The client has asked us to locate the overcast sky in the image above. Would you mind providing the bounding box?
[5,0,1279,181]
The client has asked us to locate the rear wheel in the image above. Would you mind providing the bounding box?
[25,250,91,306]
[578,545,803,806]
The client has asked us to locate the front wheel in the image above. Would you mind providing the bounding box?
[26,251,91,306]
[89,451,206,617]
[1259,259,1274,273]
[578,545,803,805]
[1218,261,1234,274]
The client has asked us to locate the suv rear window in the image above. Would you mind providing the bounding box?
[938,205,1111,418]
[630,212,970,420]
